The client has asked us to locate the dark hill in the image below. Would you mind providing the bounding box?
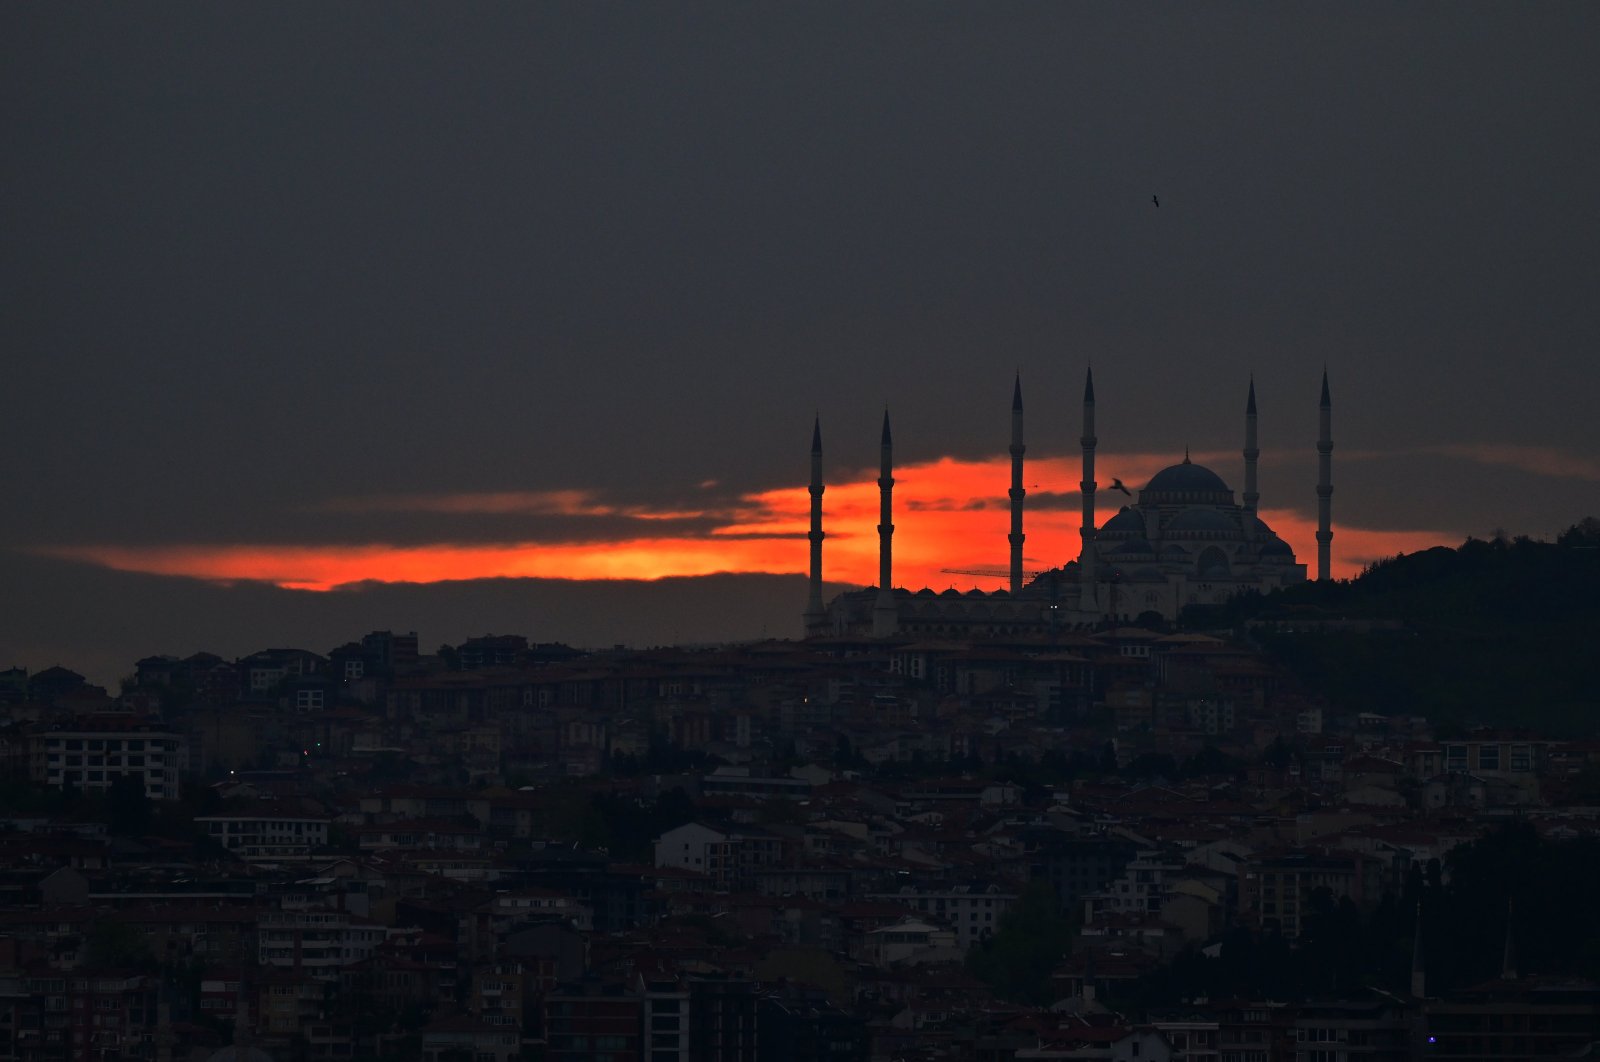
[1204,518,1600,734]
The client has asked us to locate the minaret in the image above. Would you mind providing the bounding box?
[1009,374,1026,594]
[1079,368,1099,609]
[1316,370,1333,581]
[1243,376,1260,518]
[803,416,826,635]
[872,409,898,637]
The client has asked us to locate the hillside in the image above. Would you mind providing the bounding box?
[1211,518,1600,734]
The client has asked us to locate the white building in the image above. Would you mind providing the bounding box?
[197,804,330,861]
[257,909,384,970]
[866,919,960,967]
[653,822,782,890]
[30,725,186,800]
[1088,849,1186,918]
[868,882,1016,950]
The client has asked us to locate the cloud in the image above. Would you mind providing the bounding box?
[37,449,1453,591]
[1422,444,1600,483]
[1340,443,1600,483]
[315,488,721,522]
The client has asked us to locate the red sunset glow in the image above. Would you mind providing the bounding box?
[41,452,1452,592]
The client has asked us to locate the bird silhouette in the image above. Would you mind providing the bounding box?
[1152,195,1159,208]
[1110,478,1132,496]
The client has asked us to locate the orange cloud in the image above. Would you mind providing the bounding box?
[40,539,803,592]
[40,451,1450,590]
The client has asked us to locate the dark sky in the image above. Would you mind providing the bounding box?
[4,4,1597,681]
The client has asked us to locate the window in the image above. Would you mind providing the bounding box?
[1477,745,1500,771]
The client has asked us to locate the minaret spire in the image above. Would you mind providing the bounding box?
[1009,374,1026,594]
[1079,367,1099,610]
[1243,376,1260,518]
[1316,369,1333,581]
[873,409,898,637]
[803,415,827,636]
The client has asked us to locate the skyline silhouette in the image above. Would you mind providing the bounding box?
[4,5,1598,677]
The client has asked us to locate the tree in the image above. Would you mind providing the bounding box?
[1557,516,1600,549]
[85,920,155,970]
[1124,752,1178,781]
[1261,736,1296,769]
[105,773,152,836]
[1180,744,1242,779]
[758,798,806,826]
[965,882,1074,1004]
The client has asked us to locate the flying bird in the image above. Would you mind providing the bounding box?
[1110,478,1132,496]
[1152,195,1159,208]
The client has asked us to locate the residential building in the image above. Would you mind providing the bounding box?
[29,723,185,801]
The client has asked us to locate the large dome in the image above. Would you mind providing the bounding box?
[1145,462,1230,493]
[1166,508,1236,533]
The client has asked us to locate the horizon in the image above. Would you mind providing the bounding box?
[11,513,1596,694]
[5,5,1598,685]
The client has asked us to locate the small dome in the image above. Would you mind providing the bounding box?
[1261,536,1294,556]
[1166,508,1236,533]
[1197,546,1232,578]
[1160,543,1190,557]
[1100,507,1146,535]
[1145,462,1230,493]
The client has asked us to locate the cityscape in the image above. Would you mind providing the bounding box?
[2,515,1597,1060]
[6,4,1600,1061]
